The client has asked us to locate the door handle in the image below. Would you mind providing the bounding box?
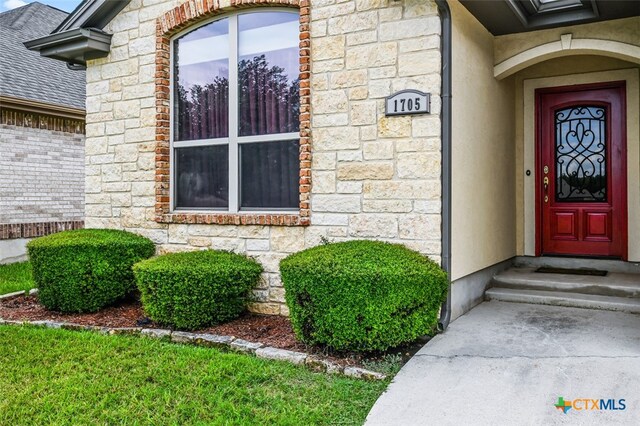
[543,176,549,203]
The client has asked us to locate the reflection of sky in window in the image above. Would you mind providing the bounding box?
[239,13,299,83]
[176,19,229,99]
[175,12,298,94]
[239,11,297,31]
[181,17,229,42]
[178,60,228,97]
[239,48,299,84]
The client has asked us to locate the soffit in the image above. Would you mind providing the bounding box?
[459,0,639,35]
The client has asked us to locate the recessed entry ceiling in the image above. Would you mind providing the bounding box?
[459,0,640,35]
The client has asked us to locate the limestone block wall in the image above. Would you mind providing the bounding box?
[84,0,443,315]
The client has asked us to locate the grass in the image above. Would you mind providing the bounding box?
[0,261,34,295]
[0,325,388,425]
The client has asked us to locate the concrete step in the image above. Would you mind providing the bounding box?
[485,288,640,314]
[492,267,640,298]
[514,256,640,274]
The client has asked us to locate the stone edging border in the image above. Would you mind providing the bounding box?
[0,288,38,300]
[0,291,386,381]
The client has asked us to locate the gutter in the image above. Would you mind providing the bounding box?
[24,0,131,68]
[24,27,112,67]
[435,0,452,332]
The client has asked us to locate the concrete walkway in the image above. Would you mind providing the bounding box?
[365,301,640,426]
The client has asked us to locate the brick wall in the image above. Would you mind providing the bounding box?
[84,0,443,315]
[0,123,85,225]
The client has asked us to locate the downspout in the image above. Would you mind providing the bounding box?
[67,63,86,71]
[435,0,452,332]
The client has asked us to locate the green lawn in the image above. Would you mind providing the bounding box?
[0,261,34,295]
[0,326,387,425]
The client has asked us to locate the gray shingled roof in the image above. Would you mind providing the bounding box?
[0,2,85,110]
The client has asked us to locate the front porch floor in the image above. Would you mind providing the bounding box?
[365,301,640,425]
[487,266,640,313]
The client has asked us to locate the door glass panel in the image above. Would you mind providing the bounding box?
[555,106,606,202]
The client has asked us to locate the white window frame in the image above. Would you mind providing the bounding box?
[169,9,300,214]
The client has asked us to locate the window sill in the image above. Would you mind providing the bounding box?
[155,212,309,226]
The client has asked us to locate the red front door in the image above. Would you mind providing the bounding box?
[536,82,627,259]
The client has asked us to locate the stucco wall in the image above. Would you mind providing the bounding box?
[84,0,443,315]
[0,124,85,224]
[449,0,516,282]
[494,17,640,65]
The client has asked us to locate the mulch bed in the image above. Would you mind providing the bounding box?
[0,294,427,368]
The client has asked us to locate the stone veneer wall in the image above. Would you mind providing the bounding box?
[85,0,443,315]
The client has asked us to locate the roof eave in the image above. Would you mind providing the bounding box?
[54,0,131,33]
[24,27,112,66]
[0,95,85,120]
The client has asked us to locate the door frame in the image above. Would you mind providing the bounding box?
[534,81,628,259]
[522,69,639,262]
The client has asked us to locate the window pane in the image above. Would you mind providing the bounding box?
[238,12,300,137]
[240,140,299,209]
[555,106,607,202]
[175,145,229,208]
[174,19,229,141]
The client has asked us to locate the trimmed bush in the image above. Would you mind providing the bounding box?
[27,229,155,313]
[134,250,263,330]
[280,240,448,352]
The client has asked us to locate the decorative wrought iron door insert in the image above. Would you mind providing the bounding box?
[555,106,606,202]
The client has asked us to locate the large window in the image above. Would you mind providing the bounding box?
[172,10,300,212]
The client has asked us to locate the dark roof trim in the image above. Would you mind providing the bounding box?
[460,0,639,36]
[506,0,599,29]
[0,95,85,120]
[24,27,112,66]
[54,0,130,33]
[24,0,130,67]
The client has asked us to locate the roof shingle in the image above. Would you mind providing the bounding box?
[0,2,85,110]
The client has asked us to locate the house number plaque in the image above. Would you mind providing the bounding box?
[385,90,430,116]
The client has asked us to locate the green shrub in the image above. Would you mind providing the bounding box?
[280,240,448,352]
[27,229,155,313]
[134,250,263,330]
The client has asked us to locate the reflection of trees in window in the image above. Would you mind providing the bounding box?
[239,54,300,137]
[176,76,229,141]
[175,55,299,141]
[171,11,301,211]
[559,173,606,201]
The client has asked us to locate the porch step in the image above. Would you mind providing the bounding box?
[485,288,640,314]
[514,256,640,274]
[492,267,640,298]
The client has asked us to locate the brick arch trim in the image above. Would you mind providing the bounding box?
[154,0,310,226]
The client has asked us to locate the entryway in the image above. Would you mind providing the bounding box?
[486,257,640,314]
[536,82,627,259]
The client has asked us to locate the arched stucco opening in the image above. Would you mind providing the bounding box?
[494,36,640,80]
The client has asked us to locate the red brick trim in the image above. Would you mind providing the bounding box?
[0,221,84,240]
[154,0,310,226]
[0,108,85,135]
